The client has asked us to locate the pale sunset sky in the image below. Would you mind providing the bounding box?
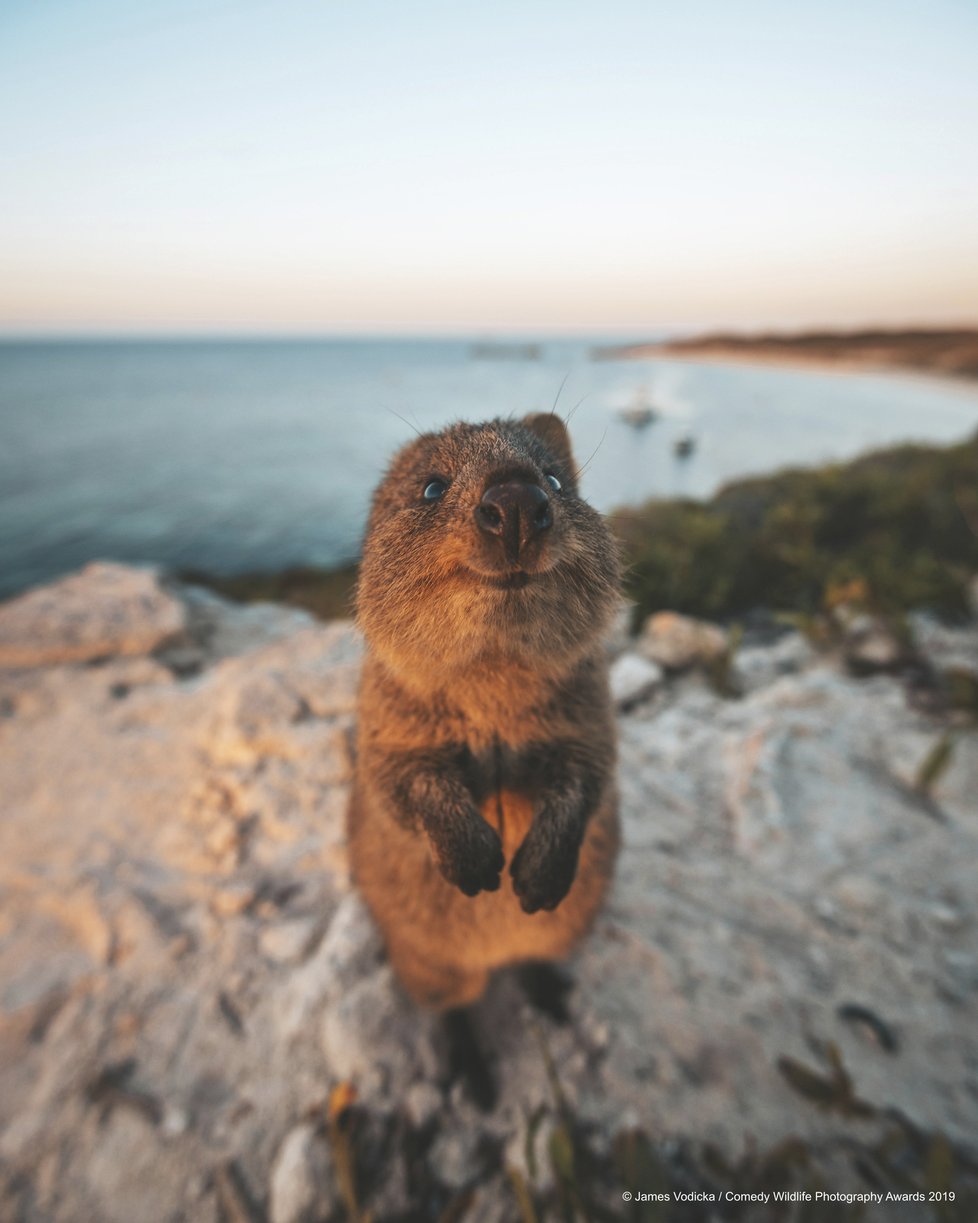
[1,0,976,335]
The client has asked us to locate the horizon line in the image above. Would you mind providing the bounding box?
[2,317,977,345]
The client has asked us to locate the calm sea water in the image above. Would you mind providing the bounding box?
[2,337,977,599]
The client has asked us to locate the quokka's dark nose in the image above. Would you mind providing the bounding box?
[475,481,552,562]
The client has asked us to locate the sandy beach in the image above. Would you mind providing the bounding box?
[596,328,978,382]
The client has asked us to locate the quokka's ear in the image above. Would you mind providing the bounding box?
[522,413,575,472]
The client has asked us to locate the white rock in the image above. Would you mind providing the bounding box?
[732,632,815,693]
[908,611,978,681]
[260,917,322,964]
[3,563,978,1218]
[274,895,382,1038]
[179,584,318,663]
[315,894,384,990]
[269,1124,333,1223]
[927,901,964,930]
[637,611,728,671]
[428,1124,486,1190]
[404,1081,443,1130]
[609,653,663,708]
[160,1106,189,1138]
[154,644,206,676]
[0,562,186,667]
[840,611,902,672]
[320,966,440,1096]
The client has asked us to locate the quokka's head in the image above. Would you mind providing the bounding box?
[356,414,621,681]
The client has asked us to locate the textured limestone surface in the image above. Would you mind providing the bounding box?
[0,561,187,667]
[0,565,976,1221]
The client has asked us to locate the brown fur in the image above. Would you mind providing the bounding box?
[347,414,621,1009]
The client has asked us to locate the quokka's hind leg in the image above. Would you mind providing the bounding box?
[516,960,575,1025]
[386,939,490,1012]
[442,1008,497,1112]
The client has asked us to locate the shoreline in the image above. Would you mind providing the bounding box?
[3,344,976,614]
[595,327,978,384]
[613,348,978,399]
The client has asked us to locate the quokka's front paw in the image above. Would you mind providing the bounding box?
[428,809,505,897]
[509,822,581,914]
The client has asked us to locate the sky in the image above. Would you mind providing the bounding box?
[1,0,976,336]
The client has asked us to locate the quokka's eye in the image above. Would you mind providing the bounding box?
[545,473,562,493]
[423,478,449,502]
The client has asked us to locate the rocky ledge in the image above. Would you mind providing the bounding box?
[1,563,977,1222]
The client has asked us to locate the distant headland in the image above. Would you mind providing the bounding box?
[594,326,978,380]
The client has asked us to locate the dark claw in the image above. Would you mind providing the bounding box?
[517,962,574,1025]
[509,828,579,914]
[431,810,504,898]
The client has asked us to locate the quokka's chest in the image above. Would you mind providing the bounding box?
[478,788,535,859]
[462,740,559,859]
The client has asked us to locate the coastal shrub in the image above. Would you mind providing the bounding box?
[613,431,978,624]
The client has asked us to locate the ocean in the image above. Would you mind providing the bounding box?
[2,337,977,599]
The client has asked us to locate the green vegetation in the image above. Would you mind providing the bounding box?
[612,431,978,628]
[915,733,957,795]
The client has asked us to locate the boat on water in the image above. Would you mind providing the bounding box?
[616,386,659,428]
[470,341,542,360]
[674,435,696,458]
[617,404,657,428]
